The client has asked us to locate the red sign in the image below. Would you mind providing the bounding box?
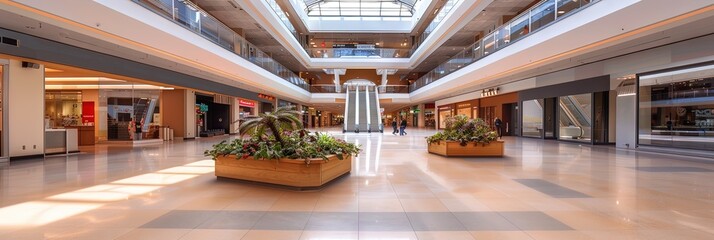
[82,101,95,124]
[238,99,255,107]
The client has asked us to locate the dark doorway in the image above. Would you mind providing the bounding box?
[502,103,519,136]
[544,97,557,139]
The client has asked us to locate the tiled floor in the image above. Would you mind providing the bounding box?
[1,128,714,239]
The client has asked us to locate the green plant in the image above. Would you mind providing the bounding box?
[238,106,303,146]
[426,115,498,146]
[205,107,361,164]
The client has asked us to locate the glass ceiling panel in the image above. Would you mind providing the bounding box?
[305,0,419,17]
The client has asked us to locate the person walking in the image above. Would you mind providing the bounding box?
[494,117,503,139]
[391,119,398,135]
[400,119,408,136]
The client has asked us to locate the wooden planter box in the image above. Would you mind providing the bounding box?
[215,154,351,188]
[428,140,504,157]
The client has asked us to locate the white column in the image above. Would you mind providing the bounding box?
[417,104,425,128]
[185,90,196,138]
[355,85,360,126]
[334,72,341,93]
[365,86,371,127]
[343,88,349,131]
[374,85,383,131]
[7,60,44,157]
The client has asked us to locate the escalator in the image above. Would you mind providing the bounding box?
[357,87,368,132]
[368,88,382,132]
[342,81,383,133]
[558,96,591,139]
[344,88,357,132]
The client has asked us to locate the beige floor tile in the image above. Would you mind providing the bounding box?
[269,196,320,211]
[313,197,359,212]
[179,229,248,240]
[115,228,190,240]
[223,197,280,211]
[439,198,492,212]
[477,198,534,211]
[241,230,302,240]
[176,197,236,210]
[300,231,358,240]
[358,198,404,212]
[415,231,475,240]
[526,231,594,240]
[49,228,132,240]
[358,231,418,240]
[399,199,449,212]
[469,231,534,240]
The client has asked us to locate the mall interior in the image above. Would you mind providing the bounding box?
[1,0,714,239]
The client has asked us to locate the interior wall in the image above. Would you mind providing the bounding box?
[8,59,44,157]
[160,89,187,138]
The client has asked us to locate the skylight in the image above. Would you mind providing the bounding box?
[304,0,418,17]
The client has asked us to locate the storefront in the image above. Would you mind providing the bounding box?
[424,103,436,128]
[520,76,610,144]
[437,105,453,129]
[237,98,256,120]
[478,92,519,136]
[43,76,165,143]
[638,64,714,151]
[196,93,231,137]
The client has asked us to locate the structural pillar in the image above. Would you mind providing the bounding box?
[7,59,44,157]
[417,104,425,128]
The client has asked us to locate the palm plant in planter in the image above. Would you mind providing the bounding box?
[426,115,503,157]
[205,106,361,188]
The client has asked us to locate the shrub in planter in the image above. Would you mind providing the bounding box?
[426,115,498,146]
[426,115,502,157]
[205,106,359,161]
[204,106,361,188]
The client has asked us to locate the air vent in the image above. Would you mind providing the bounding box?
[1,36,19,46]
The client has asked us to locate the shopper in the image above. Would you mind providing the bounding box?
[494,117,503,138]
[400,119,407,136]
[391,119,398,135]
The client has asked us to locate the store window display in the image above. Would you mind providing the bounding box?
[639,71,714,150]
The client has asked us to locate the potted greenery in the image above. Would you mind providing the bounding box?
[426,115,504,157]
[205,106,361,188]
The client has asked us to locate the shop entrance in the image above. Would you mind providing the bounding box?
[196,94,230,137]
[502,103,519,136]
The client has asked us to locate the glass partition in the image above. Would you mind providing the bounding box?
[45,91,83,128]
[522,99,544,138]
[558,93,592,142]
[639,73,714,150]
[99,82,162,141]
[410,0,598,92]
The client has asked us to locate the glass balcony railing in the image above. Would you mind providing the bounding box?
[265,0,300,40]
[307,48,411,58]
[310,85,410,93]
[132,0,309,91]
[410,0,597,92]
[412,0,463,51]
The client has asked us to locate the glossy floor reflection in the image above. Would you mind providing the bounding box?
[1,128,713,239]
